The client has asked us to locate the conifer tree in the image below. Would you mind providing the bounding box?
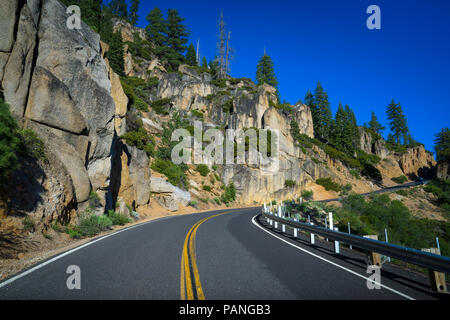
[367,111,385,136]
[201,57,208,69]
[434,127,450,163]
[146,7,166,47]
[166,9,189,55]
[109,0,128,18]
[313,82,332,140]
[129,0,140,25]
[109,30,125,75]
[256,53,278,89]
[386,99,409,145]
[186,43,197,66]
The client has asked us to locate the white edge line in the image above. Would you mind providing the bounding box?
[251,215,415,301]
[0,215,177,289]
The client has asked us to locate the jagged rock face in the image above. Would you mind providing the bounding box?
[398,146,436,179]
[0,0,19,52]
[157,71,214,111]
[113,18,147,43]
[3,2,38,120]
[0,0,147,224]
[111,143,151,210]
[293,102,314,138]
[374,139,389,159]
[358,127,373,154]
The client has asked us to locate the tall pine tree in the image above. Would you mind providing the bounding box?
[109,30,124,75]
[386,99,409,145]
[129,0,140,25]
[185,43,197,66]
[434,127,450,163]
[146,7,166,47]
[166,9,189,54]
[109,0,128,19]
[313,82,332,141]
[256,53,279,101]
[367,111,385,136]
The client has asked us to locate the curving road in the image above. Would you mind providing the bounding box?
[0,207,445,300]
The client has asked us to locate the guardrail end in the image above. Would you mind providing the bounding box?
[364,235,382,268]
[421,248,448,294]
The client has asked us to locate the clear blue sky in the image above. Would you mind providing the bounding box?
[131,0,450,154]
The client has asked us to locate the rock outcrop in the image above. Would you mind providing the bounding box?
[398,146,436,179]
[0,0,150,227]
[436,162,450,180]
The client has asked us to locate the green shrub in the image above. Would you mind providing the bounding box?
[212,165,218,171]
[189,200,198,208]
[396,190,409,197]
[223,99,233,113]
[392,175,408,184]
[361,163,383,182]
[214,197,221,205]
[211,78,227,88]
[196,164,210,177]
[88,191,102,209]
[350,169,361,179]
[17,129,47,162]
[147,77,159,89]
[301,190,314,201]
[356,150,381,166]
[22,217,35,233]
[333,194,450,256]
[285,180,296,188]
[221,182,236,204]
[107,210,131,226]
[75,214,113,237]
[0,98,19,179]
[200,198,209,203]
[151,98,171,115]
[151,158,188,188]
[316,178,341,192]
[52,223,63,233]
[121,127,155,157]
[202,185,212,192]
[340,184,353,196]
[191,109,204,119]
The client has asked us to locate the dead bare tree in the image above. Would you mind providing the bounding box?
[216,11,233,78]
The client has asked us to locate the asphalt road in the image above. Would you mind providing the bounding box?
[319,181,427,203]
[0,207,445,300]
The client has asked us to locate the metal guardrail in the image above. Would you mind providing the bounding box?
[260,210,450,274]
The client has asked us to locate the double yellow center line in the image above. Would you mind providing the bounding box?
[180,211,232,300]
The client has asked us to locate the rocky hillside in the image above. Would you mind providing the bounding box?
[0,0,437,237]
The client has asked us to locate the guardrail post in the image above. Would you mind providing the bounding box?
[274,206,279,229]
[364,235,382,267]
[329,212,334,230]
[293,219,298,238]
[310,223,315,245]
[348,222,352,250]
[334,227,340,254]
[421,248,448,293]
